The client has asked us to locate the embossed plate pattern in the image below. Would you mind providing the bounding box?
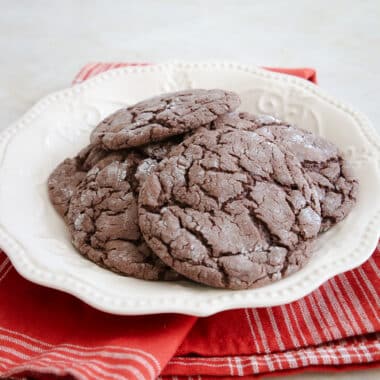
[0,62,379,316]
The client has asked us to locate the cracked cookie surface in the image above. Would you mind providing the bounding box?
[138,128,322,289]
[48,144,108,219]
[218,113,358,231]
[137,136,182,160]
[66,150,180,281]
[90,89,241,150]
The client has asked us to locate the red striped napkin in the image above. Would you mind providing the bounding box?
[0,63,379,380]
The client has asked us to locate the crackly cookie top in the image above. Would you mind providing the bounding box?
[90,89,241,150]
[138,128,321,289]
[137,135,183,160]
[48,144,108,218]
[66,151,180,281]
[220,112,359,230]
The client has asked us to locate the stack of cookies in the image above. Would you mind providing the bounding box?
[48,89,358,289]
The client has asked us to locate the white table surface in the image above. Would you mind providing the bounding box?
[1,0,379,379]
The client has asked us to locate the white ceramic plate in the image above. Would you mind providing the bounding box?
[0,62,379,316]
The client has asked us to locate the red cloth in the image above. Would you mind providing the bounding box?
[0,63,379,380]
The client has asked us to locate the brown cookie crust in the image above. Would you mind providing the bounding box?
[90,89,241,150]
[223,112,359,230]
[66,151,180,280]
[48,144,108,218]
[139,128,321,289]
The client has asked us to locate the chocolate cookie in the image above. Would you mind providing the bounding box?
[218,113,358,231]
[138,128,322,289]
[48,144,108,218]
[67,151,180,280]
[49,136,180,220]
[137,136,182,160]
[90,89,241,150]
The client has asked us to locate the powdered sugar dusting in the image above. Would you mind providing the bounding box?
[135,158,158,185]
[74,213,85,230]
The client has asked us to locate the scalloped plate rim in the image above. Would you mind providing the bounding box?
[0,61,379,316]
